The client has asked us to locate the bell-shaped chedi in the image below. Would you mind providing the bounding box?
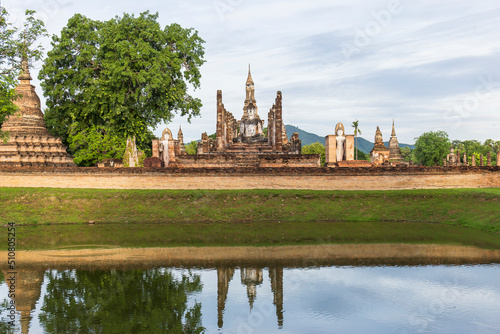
[0,59,75,167]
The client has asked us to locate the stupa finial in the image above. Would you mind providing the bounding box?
[246,64,253,85]
[19,57,32,82]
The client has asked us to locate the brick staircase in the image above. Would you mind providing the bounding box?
[233,154,260,167]
[226,142,274,154]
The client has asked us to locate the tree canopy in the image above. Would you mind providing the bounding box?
[413,131,451,166]
[302,142,325,166]
[452,139,499,165]
[39,11,205,165]
[184,140,198,155]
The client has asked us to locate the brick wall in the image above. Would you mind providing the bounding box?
[0,166,499,190]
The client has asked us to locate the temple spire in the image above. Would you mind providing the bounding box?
[19,57,32,83]
[246,64,253,85]
[388,119,404,162]
[243,65,258,118]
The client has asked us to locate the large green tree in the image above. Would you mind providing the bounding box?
[400,146,412,162]
[0,8,47,138]
[39,11,205,165]
[413,130,451,166]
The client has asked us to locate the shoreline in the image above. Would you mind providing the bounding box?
[2,244,500,270]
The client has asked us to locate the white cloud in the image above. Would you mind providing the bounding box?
[3,0,500,144]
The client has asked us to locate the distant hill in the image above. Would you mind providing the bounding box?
[285,125,414,154]
[285,125,324,147]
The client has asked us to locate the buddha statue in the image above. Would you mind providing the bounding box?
[335,126,346,162]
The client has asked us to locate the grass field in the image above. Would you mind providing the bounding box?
[1,187,499,250]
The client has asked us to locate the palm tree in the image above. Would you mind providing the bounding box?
[351,120,361,160]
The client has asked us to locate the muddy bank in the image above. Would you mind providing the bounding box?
[2,244,500,270]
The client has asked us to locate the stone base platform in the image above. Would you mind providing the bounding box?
[175,153,320,168]
[0,134,75,167]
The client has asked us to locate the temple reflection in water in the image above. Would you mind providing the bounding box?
[217,267,284,329]
[2,269,44,334]
[2,266,284,332]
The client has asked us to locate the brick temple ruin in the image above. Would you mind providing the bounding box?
[324,120,406,167]
[370,125,391,166]
[369,120,406,166]
[0,59,75,167]
[444,145,500,167]
[149,67,320,168]
[1,60,497,171]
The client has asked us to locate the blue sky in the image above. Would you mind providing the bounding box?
[4,0,500,144]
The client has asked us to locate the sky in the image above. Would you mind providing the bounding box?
[3,0,500,144]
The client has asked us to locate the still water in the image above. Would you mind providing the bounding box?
[1,262,499,333]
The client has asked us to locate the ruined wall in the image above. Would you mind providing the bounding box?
[215,90,237,152]
[1,166,499,190]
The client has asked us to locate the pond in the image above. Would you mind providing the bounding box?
[1,245,499,333]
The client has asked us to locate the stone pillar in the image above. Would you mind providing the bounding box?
[345,135,355,161]
[275,91,283,152]
[497,151,500,167]
[325,135,337,167]
[463,152,467,166]
[216,90,224,152]
[472,155,476,166]
[177,128,185,154]
[443,158,447,166]
[268,106,275,149]
[201,132,209,153]
[487,151,491,166]
[456,149,460,164]
[152,139,159,158]
[480,154,483,166]
[124,136,139,167]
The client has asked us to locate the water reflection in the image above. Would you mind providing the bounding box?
[1,245,500,333]
[1,268,204,334]
[218,267,283,329]
[0,269,44,334]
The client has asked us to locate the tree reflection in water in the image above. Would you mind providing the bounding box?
[38,269,204,334]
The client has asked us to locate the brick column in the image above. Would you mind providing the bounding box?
[216,90,224,151]
[275,91,283,152]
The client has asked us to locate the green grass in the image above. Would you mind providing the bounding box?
[0,188,499,250]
